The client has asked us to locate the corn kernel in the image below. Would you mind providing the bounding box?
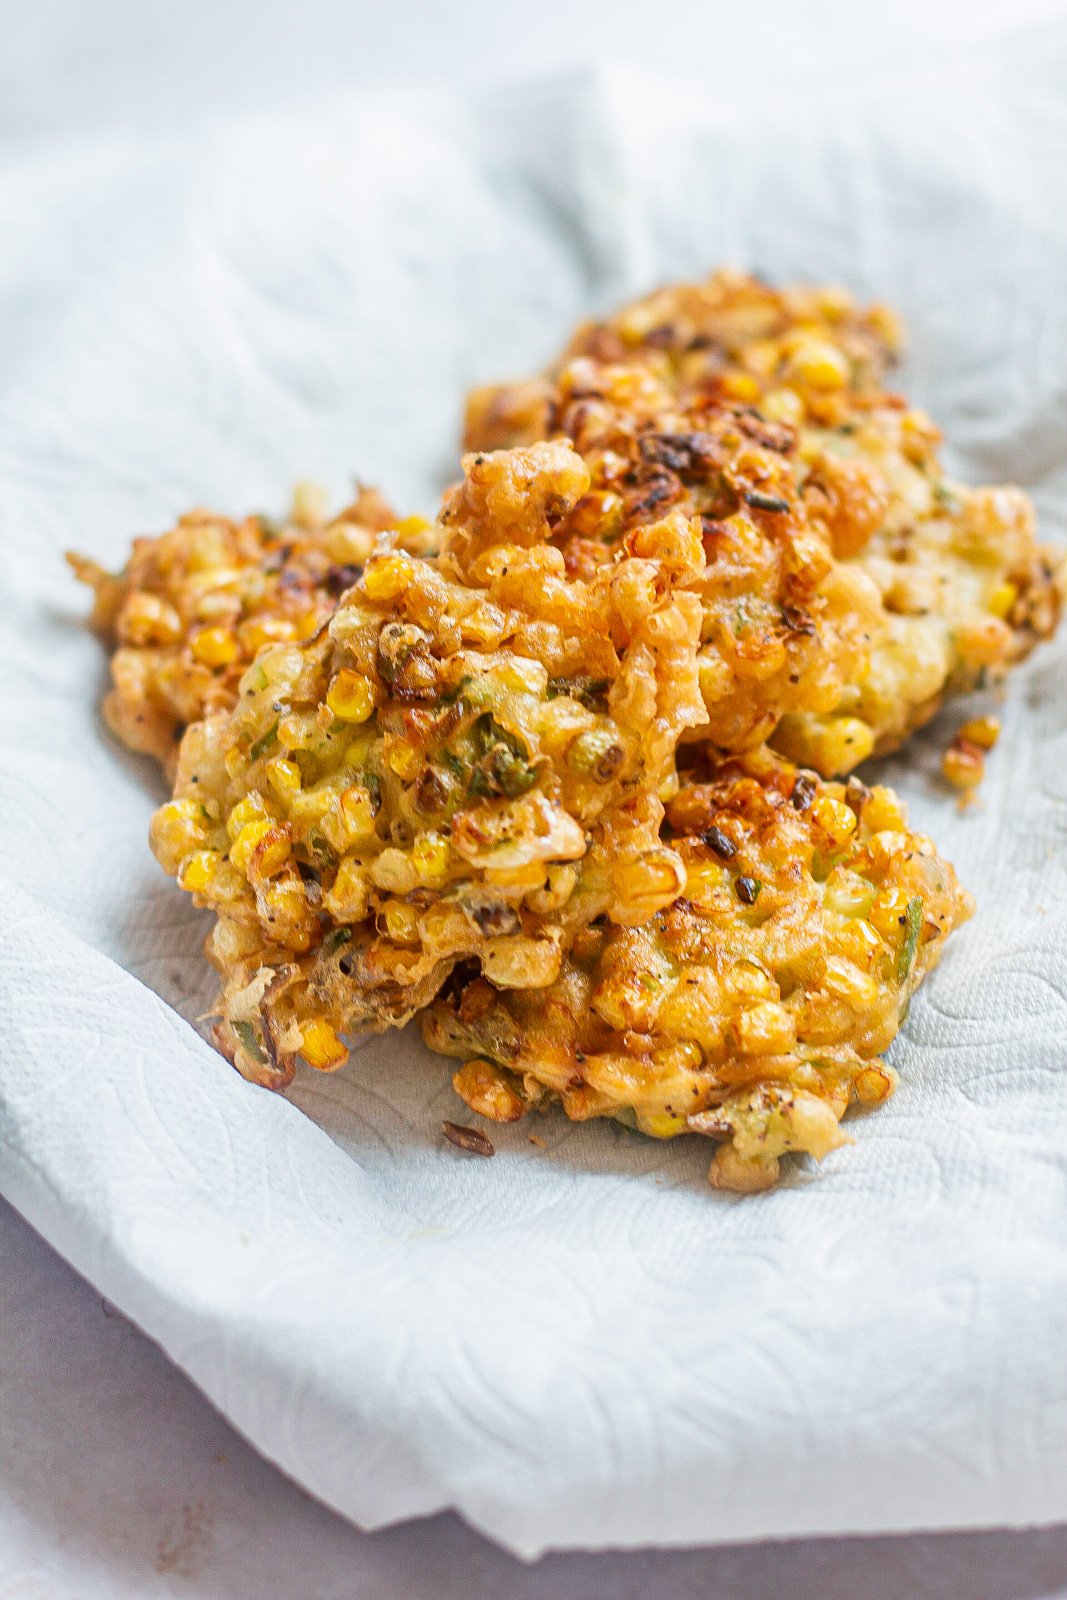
[823,868,876,918]
[150,797,208,872]
[525,862,577,914]
[732,1001,797,1056]
[685,859,729,903]
[783,1091,847,1160]
[814,286,853,321]
[614,848,687,922]
[709,1144,779,1193]
[230,817,276,873]
[191,625,240,668]
[954,615,1012,669]
[257,878,314,951]
[394,514,434,547]
[784,533,833,589]
[483,861,548,891]
[854,1063,899,1106]
[652,1038,704,1073]
[759,386,804,426]
[786,338,850,391]
[385,739,421,781]
[635,1109,688,1139]
[266,758,302,799]
[719,370,761,403]
[482,936,561,989]
[324,856,370,920]
[862,785,907,833]
[240,616,296,656]
[325,521,375,565]
[381,899,421,945]
[840,918,883,962]
[868,887,912,938]
[942,743,985,791]
[362,551,414,601]
[122,591,183,647]
[411,830,450,886]
[326,669,376,724]
[290,480,328,529]
[987,581,1018,620]
[823,956,878,1005]
[900,408,941,463]
[867,302,902,350]
[178,849,221,894]
[726,959,777,1002]
[369,847,418,894]
[958,715,1000,750]
[812,794,858,845]
[300,1019,347,1071]
[453,1060,526,1123]
[293,608,323,641]
[227,793,271,842]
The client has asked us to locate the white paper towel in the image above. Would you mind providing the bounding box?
[1,28,1065,1557]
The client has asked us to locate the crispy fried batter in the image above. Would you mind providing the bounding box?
[67,484,416,774]
[150,442,706,1087]
[506,358,881,757]
[465,270,1065,774]
[423,745,973,1190]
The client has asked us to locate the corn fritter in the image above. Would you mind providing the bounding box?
[465,270,1064,774]
[67,484,418,773]
[423,745,973,1190]
[150,441,706,1087]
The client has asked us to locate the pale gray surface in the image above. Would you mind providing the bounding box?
[2,1197,1064,1597]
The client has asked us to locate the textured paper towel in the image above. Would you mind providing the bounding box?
[1,30,1065,1557]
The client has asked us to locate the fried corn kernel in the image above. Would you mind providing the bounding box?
[942,740,985,792]
[958,715,1000,750]
[150,797,208,873]
[423,747,972,1191]
[153,441,706,1088]
[323,857,370,921]
[68,486,406,774]
[453,1060,527,1123]
[299,1019,347,1071]
[362,551,415,601]
[266,757,302,798]
[191,625,240,668]
[177,849,221,894]
[326,669,376,724]
[464,269,1064,775]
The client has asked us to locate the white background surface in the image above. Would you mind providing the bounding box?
[2,2,1066,1594]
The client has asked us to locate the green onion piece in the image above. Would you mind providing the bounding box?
[250,722,279,760]
[233,1021,266,1064]
[898,896,924,982]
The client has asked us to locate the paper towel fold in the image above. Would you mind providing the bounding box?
[1,30,1065,1555]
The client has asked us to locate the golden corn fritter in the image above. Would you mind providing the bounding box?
[502,358,882,757]
[464,270,1065,775]
[150,441,707,1088]
[423,745,973,1191]
[67,483,419,775]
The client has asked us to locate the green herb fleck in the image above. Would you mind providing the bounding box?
[233,1021,266,1064]
[898,896,924,982]
[250,722,279,761]
[547,676,611,711]
[441,674,474,706]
